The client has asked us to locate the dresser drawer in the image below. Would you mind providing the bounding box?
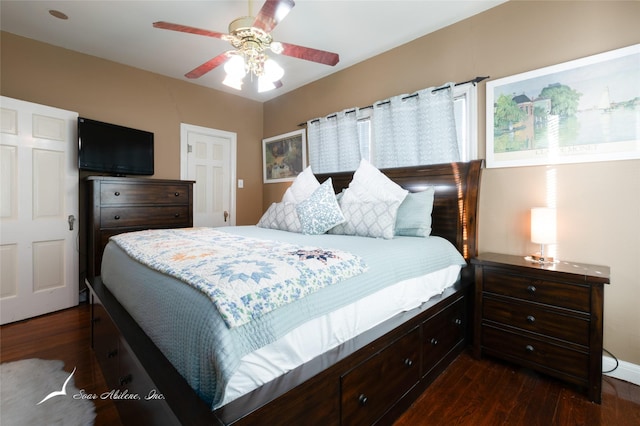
[422,296,466,377]
[100,206,191,228]
[341,326,420,426]
[482,325,589,383]
[100,183,191,205]
[483,268,590,312]
[483,296,589,346]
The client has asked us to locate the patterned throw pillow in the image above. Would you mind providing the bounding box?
[330,201,401,239]
[395,187,435,237]
[257,202,302,233]
[282,166,320,204]
[296,179,345,235]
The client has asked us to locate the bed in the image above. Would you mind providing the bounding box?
[87,159,483,425]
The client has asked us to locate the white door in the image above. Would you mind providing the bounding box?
[180,123,236,227]
[0,96,79,324]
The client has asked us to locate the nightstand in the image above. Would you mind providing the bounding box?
[471,252,610,403]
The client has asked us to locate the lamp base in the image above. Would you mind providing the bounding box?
[525,254,556,264]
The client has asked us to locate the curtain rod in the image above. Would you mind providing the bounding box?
[298,76,489,127]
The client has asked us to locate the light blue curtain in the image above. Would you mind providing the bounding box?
[371,84,460,168]
[307,109,360,173]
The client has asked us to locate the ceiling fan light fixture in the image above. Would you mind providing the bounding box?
[222,75,243,90]
[224,55,247,79]
[263,58,284,82]
[258,76,276,93]
[270,41,284,54]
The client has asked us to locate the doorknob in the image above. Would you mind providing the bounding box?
[68,215,76,231]
[224,211,229,222]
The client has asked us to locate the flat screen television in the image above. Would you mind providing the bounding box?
[78,117,154,176]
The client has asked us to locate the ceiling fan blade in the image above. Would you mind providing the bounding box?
[279,42,339,66]
[185,52,230,79]
[253,0,295,33]
[153,21,226,39]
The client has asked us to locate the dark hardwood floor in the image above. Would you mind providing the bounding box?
[1,304,638,426]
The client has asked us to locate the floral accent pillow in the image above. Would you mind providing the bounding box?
[296,178,345,235]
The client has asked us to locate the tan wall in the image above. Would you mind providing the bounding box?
[263,1,640,365]
[0,31,264,226]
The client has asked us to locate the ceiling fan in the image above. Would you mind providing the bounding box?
[153,0,339,92]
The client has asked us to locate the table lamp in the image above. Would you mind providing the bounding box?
[529,207,556,263]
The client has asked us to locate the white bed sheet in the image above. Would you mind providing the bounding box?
[219,263,461,406]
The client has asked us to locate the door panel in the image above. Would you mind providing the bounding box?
[180,123,236,228]
[0,96,78,324]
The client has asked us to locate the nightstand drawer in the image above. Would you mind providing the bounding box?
[483,268,590,312]
[100,206,191,228]
[100,183,191,205]
[483,325,589,382]
[483,296,589,346]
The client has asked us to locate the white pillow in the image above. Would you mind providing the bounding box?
[282,166,320,204]
[296,179,345,235]
[257,202,302,233]
[341,159,408,204]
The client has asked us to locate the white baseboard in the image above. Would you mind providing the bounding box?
[603,355,640,387]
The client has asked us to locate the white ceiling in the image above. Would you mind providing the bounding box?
[1,1,505,102]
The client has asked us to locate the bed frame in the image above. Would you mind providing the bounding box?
[86,160,483,425]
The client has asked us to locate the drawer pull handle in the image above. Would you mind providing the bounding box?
[114,191,120,196]
[525,344,535,354]
[526,315,536,324]
[454,318,462,326]
[430,338,438,346]
[107,349,118,358]
[174,192,180,197]
[527,285,537,294]
[358,394,368,406]
[403,358,413,367]
[114,215,120,220]
[119,374,132,386]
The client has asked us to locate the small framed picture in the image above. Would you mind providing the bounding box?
[262,129,307,183]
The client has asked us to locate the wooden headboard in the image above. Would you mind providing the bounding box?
[316,160,483,261]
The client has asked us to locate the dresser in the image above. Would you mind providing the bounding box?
[86,176,194,279]
[472,252,610,403]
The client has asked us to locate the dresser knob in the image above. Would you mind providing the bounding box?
[114,191,120,196]
[107,349,118,358]
[526,315,536,324]
[174,192,180,197]
[454,318,462,326]
[114,215,120,220]
[526,285,537,294]
[525,344,535,354]
[430,338,438,346]
[358,394,368,406]
[403,358,413,367]
[174,213,180,218]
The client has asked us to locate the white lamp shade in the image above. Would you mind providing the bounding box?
[263,58,284,82]
[258,76,276,93]
[224,55,246,79]
[531,207,556,245]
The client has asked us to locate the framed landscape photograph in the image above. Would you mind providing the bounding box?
[486,44,640,168]
[262,129,307,183]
